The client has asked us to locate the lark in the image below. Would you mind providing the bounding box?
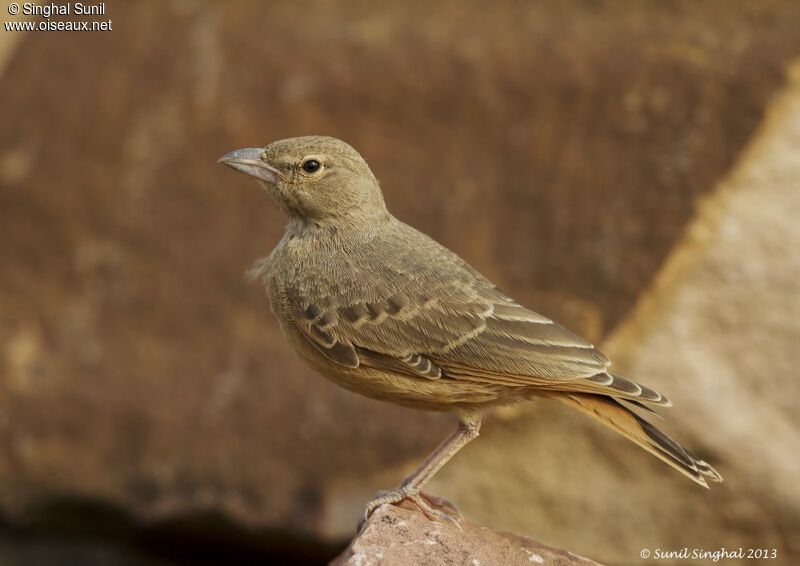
[219,136,722,525]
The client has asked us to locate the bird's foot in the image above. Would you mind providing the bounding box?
[359,487,462,532]
[418,490,462,518]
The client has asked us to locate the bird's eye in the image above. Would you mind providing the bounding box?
[301,159,322,174]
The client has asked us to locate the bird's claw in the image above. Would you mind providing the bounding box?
[359,488,462,532]
[419,490,462,518]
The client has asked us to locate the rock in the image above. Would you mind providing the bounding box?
[606,61,800,513]
[417,60,800,564]
[332,503,601,566]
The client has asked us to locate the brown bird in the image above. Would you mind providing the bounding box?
[218,136,722,525]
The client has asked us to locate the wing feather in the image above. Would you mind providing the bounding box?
[281,220,666,405]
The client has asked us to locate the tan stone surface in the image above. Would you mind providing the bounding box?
[332,503,601,566]
[414,61,800,565]
[606,62,800,509]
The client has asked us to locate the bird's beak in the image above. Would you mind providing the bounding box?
[217,147,281,183]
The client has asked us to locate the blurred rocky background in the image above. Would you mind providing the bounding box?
[1,0,799,564]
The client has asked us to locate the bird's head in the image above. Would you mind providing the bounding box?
[218,136,386,224]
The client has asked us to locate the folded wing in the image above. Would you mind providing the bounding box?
[285,226,669,407]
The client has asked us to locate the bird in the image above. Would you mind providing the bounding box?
[218,135,722,525]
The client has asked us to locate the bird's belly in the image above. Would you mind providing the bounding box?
[281,319,501,411]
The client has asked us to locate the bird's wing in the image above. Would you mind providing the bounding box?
[286,271,493,376]
[286,224,669,405]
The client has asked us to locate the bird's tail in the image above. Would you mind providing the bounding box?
[557,393,723,487]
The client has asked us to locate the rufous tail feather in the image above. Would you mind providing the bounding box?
[558,393,723,487]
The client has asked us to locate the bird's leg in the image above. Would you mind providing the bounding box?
[362,416,481,528]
